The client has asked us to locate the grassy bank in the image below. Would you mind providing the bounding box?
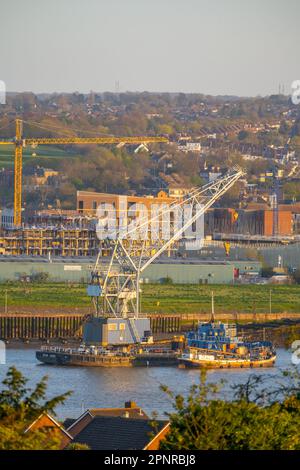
[0,282,300,315]
[0,144,79,167]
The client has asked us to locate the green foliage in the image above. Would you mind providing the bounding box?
[1,92,296,209]
[283,181,300,202]
[160,370,300,450]
[30,272,51,283]
[66,442,90,450]
[160,276,173,285]
[190,175,204,186]
[292,269,300,284]
[238,130,249,140]
[0,367,71,450]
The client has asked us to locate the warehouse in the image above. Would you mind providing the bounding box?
[0,259,234,284]
[142,261,234,284]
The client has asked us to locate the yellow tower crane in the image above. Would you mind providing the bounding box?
[0,119,168,226]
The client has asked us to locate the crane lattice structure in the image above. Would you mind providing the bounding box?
[89,167,245,318]
[0,119,168,226]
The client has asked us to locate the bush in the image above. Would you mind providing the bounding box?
[159,370,300,450]
[292,269,300,284]
[160,276,173,285]
[0,367,71,450]
[30,272,50,283]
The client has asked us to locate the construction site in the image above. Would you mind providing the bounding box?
[0,120,246,348]
[0,118,300,267]
[0,119,296,369]
[0,118,299,259]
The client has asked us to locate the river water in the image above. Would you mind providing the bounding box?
[0,347,296,421]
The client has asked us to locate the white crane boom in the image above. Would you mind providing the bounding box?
[90,167,245,318]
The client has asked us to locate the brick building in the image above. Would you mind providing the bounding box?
[205,208,293,236]
[76,190,175,216]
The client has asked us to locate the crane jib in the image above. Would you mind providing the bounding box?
[24,136,168,146]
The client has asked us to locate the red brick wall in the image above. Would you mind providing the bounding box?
[263,211,273,236]
[278,211,293,235]
[263,210,292,236]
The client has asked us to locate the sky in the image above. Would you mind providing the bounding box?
[0,0,299,96]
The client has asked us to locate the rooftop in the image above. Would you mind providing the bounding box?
[71,415,167,450]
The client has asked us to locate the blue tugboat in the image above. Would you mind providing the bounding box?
[179,293,276,369]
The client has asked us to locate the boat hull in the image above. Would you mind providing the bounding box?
[36,350,133,367]
[36,350,178,367]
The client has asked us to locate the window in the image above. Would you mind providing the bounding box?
[78,201,84,212]
[108,323,117,331]
[119,323,126,330]
[92,201,97,210]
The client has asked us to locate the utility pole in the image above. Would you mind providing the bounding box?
[4,289,8,314]
[211,291,215,323]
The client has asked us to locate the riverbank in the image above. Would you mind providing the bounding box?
[3,319,300,349]
[1,282,300,314]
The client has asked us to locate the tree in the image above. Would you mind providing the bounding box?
[159,369,300,450]
[30,272,50,283]
[66,442,90,450]
[157,124,174,135]
[219,183,241,206]
[0,367,71,450]
[283,182,300,202]
[292,269,300,284]
[238,130,249,140]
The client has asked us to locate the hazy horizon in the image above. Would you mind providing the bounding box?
[1,0,299,97]
[3,90,292,99]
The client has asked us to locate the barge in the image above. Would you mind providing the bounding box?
[36,345,179,367]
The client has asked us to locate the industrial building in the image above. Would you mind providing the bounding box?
[205,208,293,236]
[0,206,295,258]
[0,259,237,284]
[1,183,300,261]
[142,261,234,284]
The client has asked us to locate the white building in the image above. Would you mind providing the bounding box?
[178,142,202,152]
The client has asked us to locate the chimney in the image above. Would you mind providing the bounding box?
[125,400,137,409]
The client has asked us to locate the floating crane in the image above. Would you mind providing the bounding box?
[0,119,168,226]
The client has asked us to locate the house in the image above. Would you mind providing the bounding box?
[26,401,170,450]
[64,401,149,437]
[63,401,169,450]
[134,143,149,154]
[178,141,201,153]
[200,165,223,183]
[68,415,168,450]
